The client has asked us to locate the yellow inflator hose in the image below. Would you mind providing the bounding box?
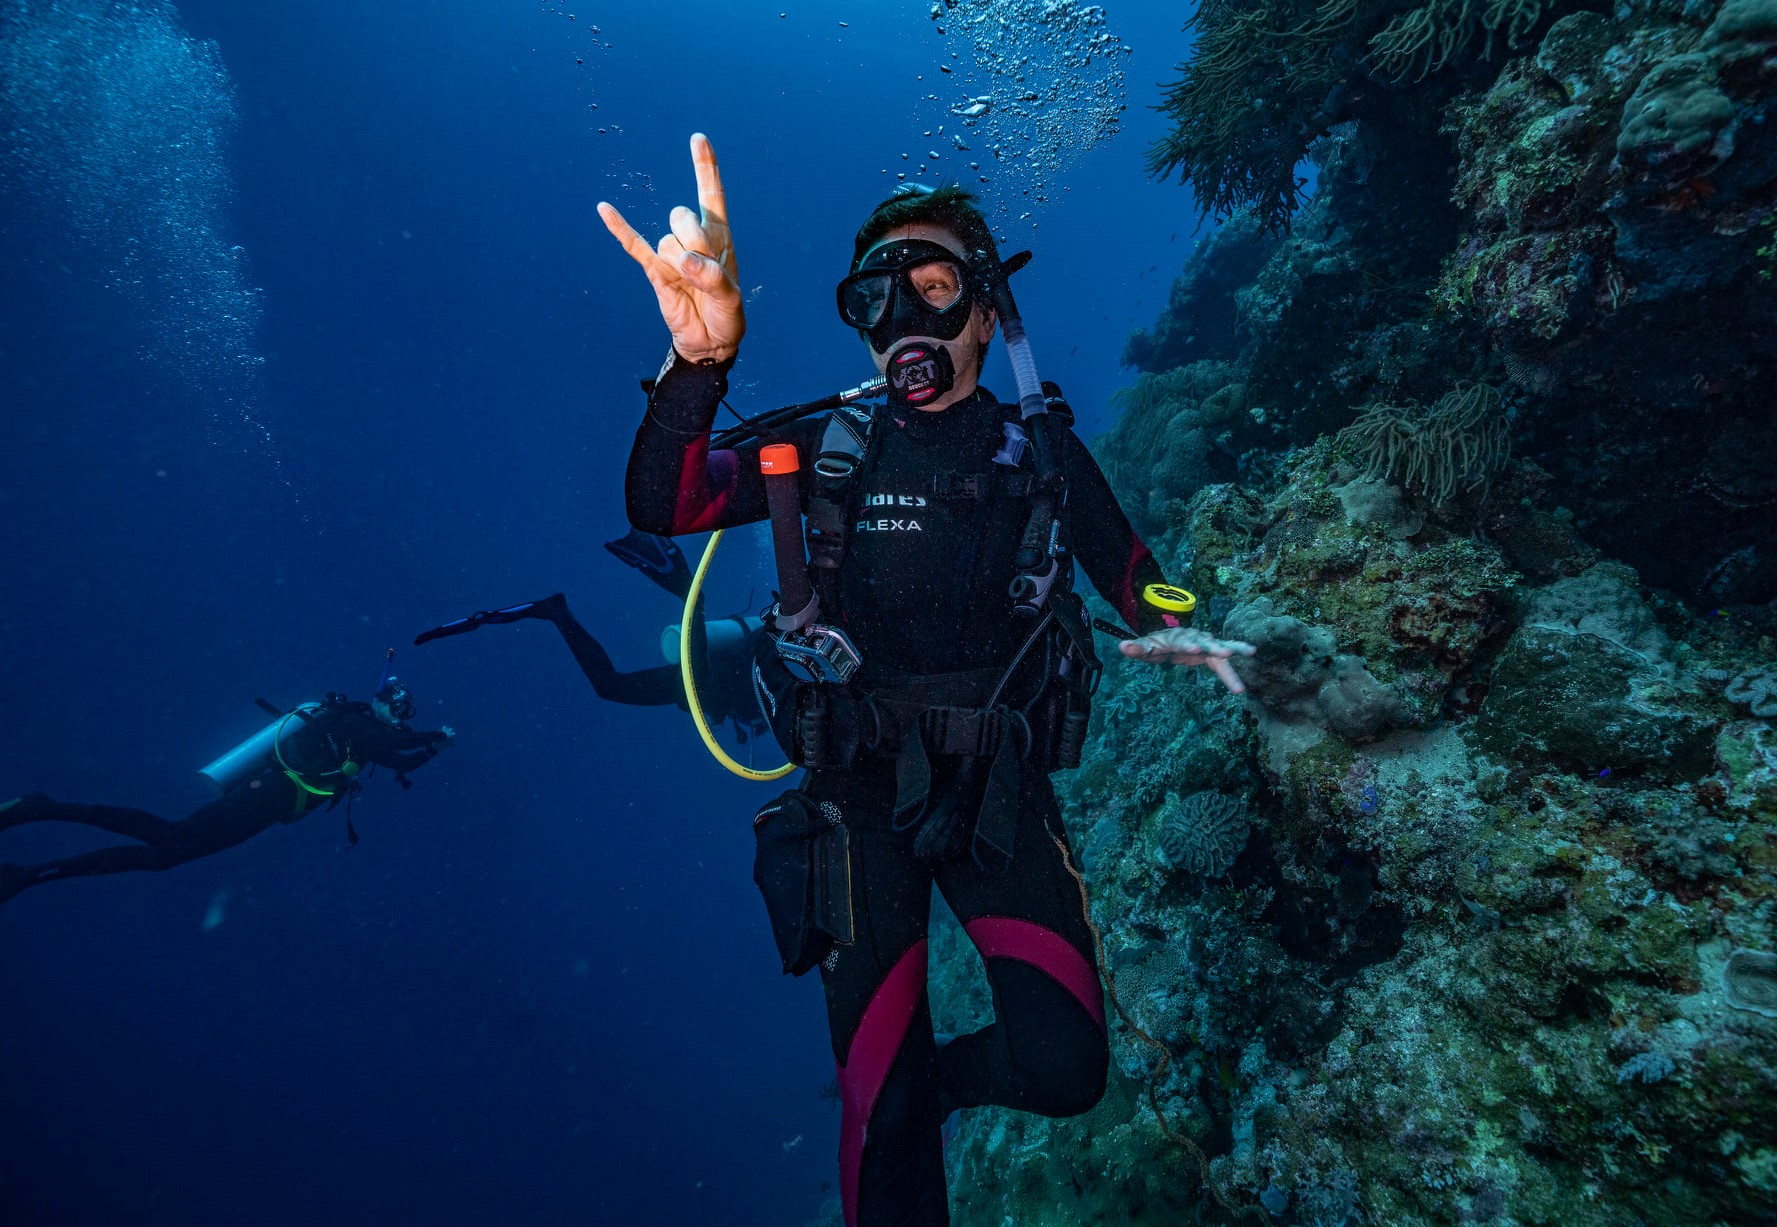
[682,530,795,782]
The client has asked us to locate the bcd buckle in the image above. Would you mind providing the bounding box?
[920,706,1004,758]
[930,471,986,500]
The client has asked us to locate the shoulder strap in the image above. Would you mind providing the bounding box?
[1038,380,1075,428]
[804,404,878,573]
[814,405,873,479]
[931,406,1039,501]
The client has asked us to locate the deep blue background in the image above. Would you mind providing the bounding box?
[0,3,1203,1224]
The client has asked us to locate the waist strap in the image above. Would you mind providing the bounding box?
[862,664,1003,707]
[863,664,1000,757]
[871,699,1022,759]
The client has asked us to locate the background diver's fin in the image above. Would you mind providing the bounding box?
[412,595,566,647]
[605,529,692,598]
[254,697,283,718]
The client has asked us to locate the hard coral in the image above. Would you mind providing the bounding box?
[1725,664,1777,717]
[1156,791,1253,878]
[1225,597,1407,743]
[1604,1,1777,300]
[1096,361,1246,531]
[1616,51,1738,168]
[1475,622,1714,775]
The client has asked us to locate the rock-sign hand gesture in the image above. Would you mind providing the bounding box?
[596,132,744,365]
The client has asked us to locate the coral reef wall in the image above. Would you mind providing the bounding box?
[928,1,1777,1223]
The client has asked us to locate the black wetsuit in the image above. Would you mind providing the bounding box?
[554,607,689,707]
[628,353,1168,1227]
[545,575,763,734]
[0,702,449,905]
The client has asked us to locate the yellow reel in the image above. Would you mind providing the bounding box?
[1142,582,1198,615]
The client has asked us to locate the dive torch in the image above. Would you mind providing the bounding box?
[760,443,862,687]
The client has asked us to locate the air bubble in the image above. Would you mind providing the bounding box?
[927,0,1126,222]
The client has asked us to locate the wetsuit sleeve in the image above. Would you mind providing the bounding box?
[334,710,450,773]
[626,349,776,536]
[1061,429,1171,635]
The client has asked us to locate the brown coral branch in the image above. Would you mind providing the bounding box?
[1370,0,1549,81]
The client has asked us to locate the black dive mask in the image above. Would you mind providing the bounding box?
[377,680,416,723]
[837,239,976,356]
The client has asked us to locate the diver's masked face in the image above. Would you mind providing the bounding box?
[837,231,992,411]
[374,681,416,726]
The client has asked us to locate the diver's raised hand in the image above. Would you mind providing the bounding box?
[1119,627,1257,694]
[597,132,744,364]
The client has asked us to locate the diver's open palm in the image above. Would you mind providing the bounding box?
[598,132,744,364]
[1119,627,1257,694]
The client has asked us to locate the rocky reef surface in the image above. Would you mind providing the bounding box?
[926,1,1777,1223]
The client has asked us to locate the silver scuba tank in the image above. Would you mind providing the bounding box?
[197,702,324,796]
[659,615,766,666]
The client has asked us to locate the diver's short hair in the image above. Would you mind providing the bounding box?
[851,184,997,271]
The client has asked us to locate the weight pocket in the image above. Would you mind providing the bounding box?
[753,789,853,976]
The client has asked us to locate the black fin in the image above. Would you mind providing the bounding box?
[605,530,692,597]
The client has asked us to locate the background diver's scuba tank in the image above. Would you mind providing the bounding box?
[197,649,396,797]
[658,614,767,666]
[197,701,327,796]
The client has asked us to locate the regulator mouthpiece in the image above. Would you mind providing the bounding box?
[885,341,955,409]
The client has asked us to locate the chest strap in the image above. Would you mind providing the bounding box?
[930,470,1035,500]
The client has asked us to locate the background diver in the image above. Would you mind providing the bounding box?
[0,679,453,907]
[413,527,769,743]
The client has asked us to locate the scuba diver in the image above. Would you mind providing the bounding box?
[597,133,1255,1227]
[0,679,453,907]
[412,528,768,743]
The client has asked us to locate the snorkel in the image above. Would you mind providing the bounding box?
[976,246,1045,431]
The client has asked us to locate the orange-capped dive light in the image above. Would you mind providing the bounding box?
[760,442,861,687]
[759,443,801,475]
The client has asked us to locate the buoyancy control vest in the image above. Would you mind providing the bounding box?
[753,382,1103,866]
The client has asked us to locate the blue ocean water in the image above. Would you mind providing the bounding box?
[0,3,1202,1224]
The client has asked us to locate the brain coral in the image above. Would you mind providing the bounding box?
[1723,948,1777,1018]
[1157,790,1252,878]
